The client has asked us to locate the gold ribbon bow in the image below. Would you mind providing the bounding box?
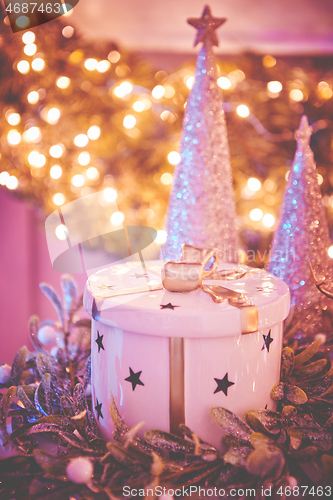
[162,244,258,334]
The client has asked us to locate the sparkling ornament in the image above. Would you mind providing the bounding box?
[66,457,93,484]
[269,116,333,313]
[162,6,239,262]
[0,364,11,384]
[37,325,57,346]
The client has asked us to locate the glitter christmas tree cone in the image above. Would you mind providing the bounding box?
[269,115,333,321]
[162,6,239,262]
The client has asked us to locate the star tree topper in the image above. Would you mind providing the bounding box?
[188,5,227,47]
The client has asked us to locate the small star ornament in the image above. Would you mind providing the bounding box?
[95,331,105,353]
[214,373,235,396]
[160,303,180,310]
[125,368,144,391]
[262,330,274,352]
[188,5,227,47]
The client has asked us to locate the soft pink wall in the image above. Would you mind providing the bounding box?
[0,190,87,364]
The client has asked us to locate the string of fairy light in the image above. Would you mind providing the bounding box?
[1,14,333,257]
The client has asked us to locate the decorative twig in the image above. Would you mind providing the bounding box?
[309,260,333,299]
[64,331,75,389]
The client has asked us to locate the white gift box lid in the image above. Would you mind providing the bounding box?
[83,260,290,338]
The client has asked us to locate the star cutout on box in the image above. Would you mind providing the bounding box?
[214,373,235,396]
[262,330,274,352]
[188,5,227,47]
[95,399,103,420]
[125,367,144,391]
[160,303,180,310]
[95,331,105,353]
[97,284,115,290]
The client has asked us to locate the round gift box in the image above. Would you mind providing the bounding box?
[84,260,290,448]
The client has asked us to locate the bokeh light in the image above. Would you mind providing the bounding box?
[249,208,263,221]
[87,126,101,140]
[53,193,65,206]
[96,60,111,73]
[290,89,303,102]
[50,165,63,179]
[7,130,21,146]
[74,134,89,147]
[6,113,21,126]
[161,173,173,185]
[262,213,275,228]
[27,91,39,104]
[46,108,61,124]
[31,58,45,71]
[267,81,283,93]
[28,151,46,168]
[236,104,250,117]
[155,230,167,244]
[71,174,85,187]
[84,58,98,71]
[17,60,30,74]
[217,77,232,90]
[24,43,37,56]
[114,81,133,98]
[55,224,68,240]
[78,152,90,166]
[56,76,71,89]
[110,211,125,226]
[247,178,262,192]
[49,145,64,158]
[167,151,181,165]
[152,85,165,99]
[123,114,136,129]
[86,167,100,180]
[22,31,35,44]
[23,126,41,143]
[6,176,19,190]
[103,187,117,203]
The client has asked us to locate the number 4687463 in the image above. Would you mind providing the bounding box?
[6,3,62,14]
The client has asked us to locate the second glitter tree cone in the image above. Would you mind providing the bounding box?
[269,115,333,332]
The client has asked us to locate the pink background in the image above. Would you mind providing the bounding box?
[0,190,87,364]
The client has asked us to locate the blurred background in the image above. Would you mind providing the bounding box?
[1,0,333,362]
